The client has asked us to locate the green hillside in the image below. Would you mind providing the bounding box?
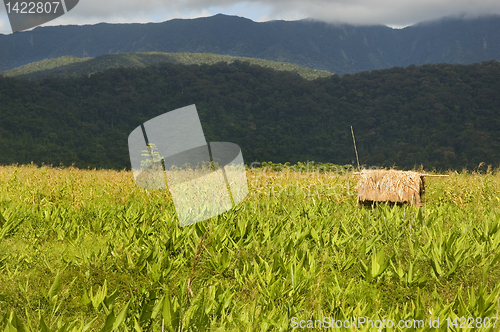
[1,52,334,81]
[1,60,499,170]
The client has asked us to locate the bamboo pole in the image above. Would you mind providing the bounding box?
[351,126,360,171]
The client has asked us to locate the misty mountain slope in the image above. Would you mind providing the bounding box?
[1,14,499,74]
[396,15,500,65]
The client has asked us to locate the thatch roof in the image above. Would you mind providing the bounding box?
[355,169,425,206]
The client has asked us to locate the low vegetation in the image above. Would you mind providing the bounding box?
[1,164,500,331]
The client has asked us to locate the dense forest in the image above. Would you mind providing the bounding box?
[0,60,499,170]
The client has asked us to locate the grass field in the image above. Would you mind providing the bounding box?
[1,164,500,331]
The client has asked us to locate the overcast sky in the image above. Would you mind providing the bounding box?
[1,0,500,34]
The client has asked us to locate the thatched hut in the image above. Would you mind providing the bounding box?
[355,169,425,206]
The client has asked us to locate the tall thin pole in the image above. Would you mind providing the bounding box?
[351,126,360,171]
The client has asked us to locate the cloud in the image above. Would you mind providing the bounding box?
[1,0,500,34]
[66,0,500,26]
[258,0,500,26]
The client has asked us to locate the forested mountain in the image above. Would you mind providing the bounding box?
[1,60,499,170]
[1,14,499,75]
[1,52,333,80]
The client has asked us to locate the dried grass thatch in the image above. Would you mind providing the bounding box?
[356,169,425,206]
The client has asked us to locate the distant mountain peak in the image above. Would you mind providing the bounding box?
[1,14,499,74]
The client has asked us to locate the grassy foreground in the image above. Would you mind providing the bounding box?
[1,164,500,331]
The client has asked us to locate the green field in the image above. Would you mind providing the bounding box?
[1,164,500,331]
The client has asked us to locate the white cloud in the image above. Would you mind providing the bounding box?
[258,0,500,26]
[1,0,499,34]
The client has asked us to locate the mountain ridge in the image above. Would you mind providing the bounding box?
[1,14,499,74]
[1,52,334,80]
